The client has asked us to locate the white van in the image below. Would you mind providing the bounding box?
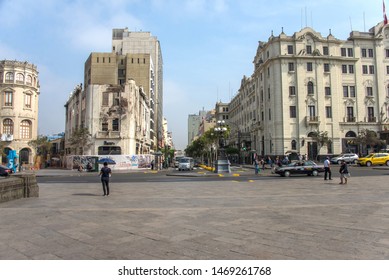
[178,157,194,171]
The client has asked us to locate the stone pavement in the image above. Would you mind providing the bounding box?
[1,171,389,260]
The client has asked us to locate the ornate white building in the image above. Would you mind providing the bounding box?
[0,60,40,166]
[229,22,389,159]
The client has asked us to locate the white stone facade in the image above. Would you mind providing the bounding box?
[0,60,39,165]
[229,22,389,159]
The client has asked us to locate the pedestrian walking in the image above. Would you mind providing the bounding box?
[339,160,350,184]
[324,156,332,180]
[253,157,260,175]
[99,162,112,196]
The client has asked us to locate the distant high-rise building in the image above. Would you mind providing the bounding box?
[188,109,207,145]
[0,60,40,166]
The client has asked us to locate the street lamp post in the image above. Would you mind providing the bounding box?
[214,120,231,173]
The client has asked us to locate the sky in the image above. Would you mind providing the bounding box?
[0,0,385,150]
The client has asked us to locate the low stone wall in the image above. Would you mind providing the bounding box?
[0,174,39,203]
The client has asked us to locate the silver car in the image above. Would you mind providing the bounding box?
[330,153,359,164]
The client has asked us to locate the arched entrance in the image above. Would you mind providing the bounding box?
[19,148,30,165]
[343,131,358,154]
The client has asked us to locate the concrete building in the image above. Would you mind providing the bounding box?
[188,109,207,145]
[112,29,163,150]
[65,80,150,155]
[0,60,40,166]
[229,22,389,159]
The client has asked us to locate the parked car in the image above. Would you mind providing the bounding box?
[274,160,325,177]
[178,157,194,171]
[330,153,359,164]
[357,153,389,167]
[0,165,12,177]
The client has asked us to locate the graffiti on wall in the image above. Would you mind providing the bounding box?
[65,154,153,170]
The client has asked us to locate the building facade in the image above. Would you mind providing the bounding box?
[65,29,164,156]
[65,80,150,155]
[229,22,389,160]
[0,60,40,166]
[112,29,163,150]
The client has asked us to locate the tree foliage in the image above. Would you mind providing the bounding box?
[354,129,385,150]
[68,127,92,155]
[28,135,52,158]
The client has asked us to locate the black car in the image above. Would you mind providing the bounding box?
[0,165,12,177]
[274,160,325,177]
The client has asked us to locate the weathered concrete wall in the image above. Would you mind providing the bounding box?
[0,174,39,203]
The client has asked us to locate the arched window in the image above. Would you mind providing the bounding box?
[26,75,32,85]
[3,119,14,134]
[291,140,297,150]
[16,73,24,83]
[5,72,14,82]
[307,81,314,95]
[20,120,32,139]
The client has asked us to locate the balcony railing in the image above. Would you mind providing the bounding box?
[305,116,320,126]
[95,131,121,139]
[343,116,356,122]
[366,116,377,122]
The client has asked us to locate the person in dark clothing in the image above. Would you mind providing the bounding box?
[339,160,349,184]
[99,162,112,196]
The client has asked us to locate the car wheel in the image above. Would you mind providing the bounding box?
[386,161,389,166]
[353,159,358,164]
[366,161,372,167]
[337,160,342,165]
[284,171,290,177]
[312,170,318,176]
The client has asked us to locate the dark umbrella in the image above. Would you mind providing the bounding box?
[97,157,116,165]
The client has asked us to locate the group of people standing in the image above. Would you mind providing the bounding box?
[323,157,350,184]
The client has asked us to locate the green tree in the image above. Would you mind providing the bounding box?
[68,127,92,155]
[28,135,53,159]
[310,130,330,154]
[355,129,385,153]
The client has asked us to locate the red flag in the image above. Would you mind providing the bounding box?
[384,1,388,25]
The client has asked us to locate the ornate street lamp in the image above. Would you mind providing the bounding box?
[214,120,231,173]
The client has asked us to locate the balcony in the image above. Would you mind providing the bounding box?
[305,116,320,126]
[95,130,121,139]
[366,116,377,122]
[344,116,356,123]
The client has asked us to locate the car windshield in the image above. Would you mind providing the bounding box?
[179,158,190,163]
[364,154,374,158]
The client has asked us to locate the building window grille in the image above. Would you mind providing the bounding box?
[3,119,13,134]
[20,120,31,139]
[24,94,32,108]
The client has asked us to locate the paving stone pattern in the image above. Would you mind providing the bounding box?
[1,175,389,259]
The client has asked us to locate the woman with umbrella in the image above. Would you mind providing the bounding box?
[99,161,112,196]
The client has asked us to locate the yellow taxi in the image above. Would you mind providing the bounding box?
[357,153,389,167]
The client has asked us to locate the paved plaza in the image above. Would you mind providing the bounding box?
[1,170,389,260]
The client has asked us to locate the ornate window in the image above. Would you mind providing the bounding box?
[5,72,13,82]
[24,93,32,108]
[20,120,32,139]
[291,140,297,150]
[26,75,32,85]
[3,119,14,134]
[307,81,314,95]
[4,91,13,106]
[16,73,24,83]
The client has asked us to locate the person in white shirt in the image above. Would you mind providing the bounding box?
[324,157,332,180]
